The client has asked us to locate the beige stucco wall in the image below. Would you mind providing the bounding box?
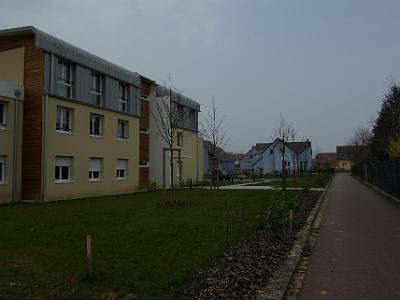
[44,96,140,200]
[0,47,25,85]
[175,129,203,185]
[337,160,352,171]
[0,96,23,203]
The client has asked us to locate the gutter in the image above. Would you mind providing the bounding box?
[12,90,21,202]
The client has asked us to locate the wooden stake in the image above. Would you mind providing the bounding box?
[86,235,93,275]
[289,210,293,234]
[225,215,229,251]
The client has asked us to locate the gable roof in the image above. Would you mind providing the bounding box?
[0,26,140,87]
[270,138,311,155]
[254,143,272,153]
[315,153,336,165]
[203,140,234,162]
[336,146,360,160]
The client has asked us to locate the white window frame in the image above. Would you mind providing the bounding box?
[56,106,73,134]
[117,159,128,180]
[58,60,73,98]
[90,72,103,106]
[117,119,128,141]
[0,102,7,130]
[89,113,103,137]
[0,156,5,184]
[55,156,72,183]
[118,83,129,112]
[89,158,103,182]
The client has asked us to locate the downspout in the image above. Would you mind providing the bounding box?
[12,90,20,202]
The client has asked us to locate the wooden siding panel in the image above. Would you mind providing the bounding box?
[139,133,149,162]
[139,99,149,130]
[139,167,149,190]
[0,34,44,200]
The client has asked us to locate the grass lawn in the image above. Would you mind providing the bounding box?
[246,174,331,188]
[0,189,309,300]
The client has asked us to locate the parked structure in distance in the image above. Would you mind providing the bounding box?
[203,140,235,176]
[336,145,361,171]
[315,152,337,170]
[241,139,312,174]
[0,26,203,203]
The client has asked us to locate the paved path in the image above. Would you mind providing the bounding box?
[298,173,400,300]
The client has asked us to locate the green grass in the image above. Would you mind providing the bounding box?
[0,189,306,300]
[246,174,331,188]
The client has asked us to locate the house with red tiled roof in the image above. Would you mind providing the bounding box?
[315,153,337,169]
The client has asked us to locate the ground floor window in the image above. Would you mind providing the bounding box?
[89,158,103,181]
[55,156,72,182]
[0,102,7,130]
[0,156,5,183]
[117,159,128,179]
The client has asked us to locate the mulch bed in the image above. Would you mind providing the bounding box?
[182,191,320,300]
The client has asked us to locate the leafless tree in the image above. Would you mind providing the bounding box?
[201,99,227,189]
[271,116,293,191]
[150,81,185,202]
[287,125,301,184]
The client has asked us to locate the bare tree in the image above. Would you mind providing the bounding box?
[201,99,227,189]
[150,81,185,202]
[287,125,301,184]
[271,116,292,191]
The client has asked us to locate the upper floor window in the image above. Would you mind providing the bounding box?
[118,83,129,112]
[58,60,73,98]
[189,109,195,122]
[177,132,183,146]
[178,104,184,116]
[91,73,103,106]
[56,106,73,133]
[0,156,5,184]
[117,119,128,140]
[90,113,103,137]
[55,156,72,183]
[0,102,7,130]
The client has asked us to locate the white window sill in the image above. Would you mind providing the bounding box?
[0,125,7,131]
[117,177,128,181]
[55,180,72,184]
[56,130,72,135]
[117,138,128,142]
[89,134,103,139]
[89,179,102,182]
[0,182,7,185]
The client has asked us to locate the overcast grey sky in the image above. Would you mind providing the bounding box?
[1,0,399,153]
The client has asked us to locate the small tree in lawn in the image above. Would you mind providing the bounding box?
[150,82,185,202]
[288,125,300,185]
[202,99,226,190]
[271,116,292,191]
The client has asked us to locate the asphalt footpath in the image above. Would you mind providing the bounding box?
[298,173,400,300]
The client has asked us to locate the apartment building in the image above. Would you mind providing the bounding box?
[0,80,24,203]
[0,26,203,202]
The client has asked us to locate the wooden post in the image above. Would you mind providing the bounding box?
[225,215,229,251]
[162,148,166,191]
[86,235,93,275]
[178,149,182,188]
[289,210,293,234]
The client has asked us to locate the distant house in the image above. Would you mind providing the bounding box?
[240,143,271,171]
[253,139,312,173]
[315,153,337,169]
[336,146,360,171]
[232,153,244,169]
[203,140,235,174]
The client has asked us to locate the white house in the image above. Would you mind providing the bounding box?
[252,139,312,173]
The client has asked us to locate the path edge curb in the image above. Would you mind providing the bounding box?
[353,175,400,206]
[256,175,335,300]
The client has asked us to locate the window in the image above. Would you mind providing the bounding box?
[117,159,128,179]
[90,73,103,106]
[0,156,5,183]
[89,113,103,137]
[117,119,128,140]
[58,60,72,98]
[189,109,195,122]
[55,156,72,182]
[89,158,102,181]
[0,102,7,130]
[118,83,129,112]
[56,106,73,133]
[177,132,183,146]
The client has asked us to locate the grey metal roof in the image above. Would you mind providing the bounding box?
[156,85,200,111]
[255,143,271,153]
[0,26,140,87]
[336,146,360,160]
